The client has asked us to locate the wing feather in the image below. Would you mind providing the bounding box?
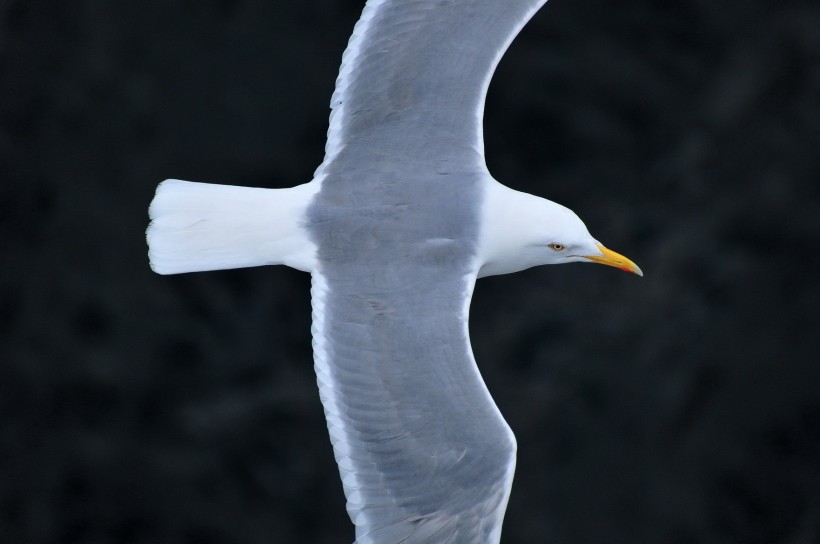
[311,269,516,543]
[307,1,551,540]
[317,0,549,177]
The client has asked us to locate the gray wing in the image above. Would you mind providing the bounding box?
[316,0,549,178]
[307,1,549,541]
[310,261,517,543]
[309,170,517,544]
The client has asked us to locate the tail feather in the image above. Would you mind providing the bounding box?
[147,179,317,275]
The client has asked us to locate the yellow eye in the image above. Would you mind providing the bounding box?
[548,243,566,251]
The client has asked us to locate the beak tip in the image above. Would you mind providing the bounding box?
[589,244,643,277]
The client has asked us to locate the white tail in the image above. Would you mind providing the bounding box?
[147,179,319,275]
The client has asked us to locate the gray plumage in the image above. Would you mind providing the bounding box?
[308,1,547,541]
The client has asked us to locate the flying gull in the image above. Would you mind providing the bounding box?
[147,0,643,542]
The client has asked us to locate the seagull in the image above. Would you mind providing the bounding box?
[147,0,642,542]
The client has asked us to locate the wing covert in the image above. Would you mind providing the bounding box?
[317,0,549,178]
[311,269,516,543]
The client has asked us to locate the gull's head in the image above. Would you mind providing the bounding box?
[478,183,642,278]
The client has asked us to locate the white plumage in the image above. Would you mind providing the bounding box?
[147,179,319,275]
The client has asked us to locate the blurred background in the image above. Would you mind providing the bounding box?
[3,0,820,542]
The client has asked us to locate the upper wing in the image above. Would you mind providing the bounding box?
[316,0,550,178]
[306,2,551,540]
[311,266,516,543]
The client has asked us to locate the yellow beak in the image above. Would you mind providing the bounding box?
[585,245,643,277]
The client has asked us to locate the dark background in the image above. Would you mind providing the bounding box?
[3,0,820,542]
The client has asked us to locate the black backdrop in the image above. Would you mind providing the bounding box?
[4,0,820,542]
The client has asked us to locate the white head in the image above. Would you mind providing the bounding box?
[478,181,642,278]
